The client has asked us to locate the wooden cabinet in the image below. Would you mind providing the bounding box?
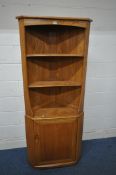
[17,16,92,168]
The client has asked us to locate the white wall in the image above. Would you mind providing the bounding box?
[0,0,116,149]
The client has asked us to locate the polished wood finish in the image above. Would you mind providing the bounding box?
[17,16,91,168]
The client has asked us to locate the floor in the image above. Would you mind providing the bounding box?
[0,137,116,175]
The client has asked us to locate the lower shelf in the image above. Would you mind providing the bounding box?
[32,106,79,118]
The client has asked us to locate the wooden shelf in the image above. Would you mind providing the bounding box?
[33,106,78,118]
[28,81,81,88]
[26,54,84,58]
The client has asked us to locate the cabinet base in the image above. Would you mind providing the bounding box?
[25,113,83,168]
[29,156,81,168]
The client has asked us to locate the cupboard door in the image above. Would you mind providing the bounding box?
[33,116,82,167]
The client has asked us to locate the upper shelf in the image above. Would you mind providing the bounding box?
[26,54,84,58]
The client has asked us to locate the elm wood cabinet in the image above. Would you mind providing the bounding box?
[17,16,92,168]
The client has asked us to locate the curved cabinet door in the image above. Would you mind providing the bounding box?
[25,115,83,168]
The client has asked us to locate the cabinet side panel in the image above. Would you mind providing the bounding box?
[25,117,35,165]
[18,19,33,116]
[76,112,84,160]
[78,22,91,112]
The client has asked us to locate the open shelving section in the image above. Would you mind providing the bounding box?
[17,16,92,168]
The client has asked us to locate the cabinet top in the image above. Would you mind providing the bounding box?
[16,15,92,22]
